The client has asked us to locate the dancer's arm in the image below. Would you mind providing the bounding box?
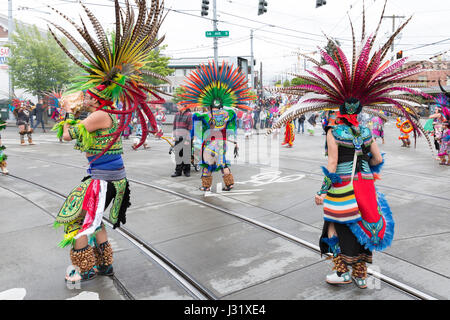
[62,111,111,142]
[315,130,338,205]
[369,139,383,166]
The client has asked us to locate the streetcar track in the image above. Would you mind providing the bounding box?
[7,151,450,203]
[3,162,439,300]
[3,173,216,301]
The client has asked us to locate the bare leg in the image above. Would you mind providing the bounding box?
[327,222,337,238]
[95,224,108,244]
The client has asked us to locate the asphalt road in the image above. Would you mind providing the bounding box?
[0,120,449,300]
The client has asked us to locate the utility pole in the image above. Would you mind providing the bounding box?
[212,0,218,66]
[8,0,13,99]
[259,61,263,99]
[382,14,405,57]
[250,30,255,89]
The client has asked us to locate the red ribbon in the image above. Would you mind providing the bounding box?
[336,112,359,127]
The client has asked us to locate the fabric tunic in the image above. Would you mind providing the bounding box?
[193,107,237,172]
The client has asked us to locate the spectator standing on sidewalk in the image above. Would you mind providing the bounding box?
[297,114,305,134]
[253,105,260,129]
[260,107,267,129]
[171,106,193,177]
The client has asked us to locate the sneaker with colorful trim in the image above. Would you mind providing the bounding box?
[326,271,352,285]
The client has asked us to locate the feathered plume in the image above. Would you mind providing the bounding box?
[269,0,433,152]
[179,61,255,110]
[48,0,169,158]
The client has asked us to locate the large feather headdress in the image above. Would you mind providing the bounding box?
[48,0,169,155]
[269,0,435,150]
[179,61,255,111]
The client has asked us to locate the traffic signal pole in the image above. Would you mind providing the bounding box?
[8,0,13,99]
[382,14,405,59]
[250,30,255,89]
[213,0,218,66]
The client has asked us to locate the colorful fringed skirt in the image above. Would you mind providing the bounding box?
[282,122,295,146]
[54,155,130,248]
[320,172,394,263]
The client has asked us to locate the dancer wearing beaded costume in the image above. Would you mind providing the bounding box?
[12,99,35,145]
[268,1,433,288]
[48,0,168,283]
[180,61,255,192]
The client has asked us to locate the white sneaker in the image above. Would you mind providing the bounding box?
[326,271,352,285]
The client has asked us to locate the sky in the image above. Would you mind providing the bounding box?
[1,0,450,85]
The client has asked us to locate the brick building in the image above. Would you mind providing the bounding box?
[403,59,450,88]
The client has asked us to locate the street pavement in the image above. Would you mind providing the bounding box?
[0,120,449,300]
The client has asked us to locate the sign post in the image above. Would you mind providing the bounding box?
[205,31,229,38]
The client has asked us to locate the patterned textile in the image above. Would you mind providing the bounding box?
[323,181,360,223]
[438,129,450,156]
[372,116,384,138]
[73,112,123,155]
[54,176,129,248]
[193,108,237,172]
[282,121,295,147]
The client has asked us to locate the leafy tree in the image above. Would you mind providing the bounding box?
[274,80,282,87]
[6,22,81,97]
[142,44,174,86]
[321,38,341,65]
[283,79,291,87]
[172,86,186,104]
[291,77,313,86]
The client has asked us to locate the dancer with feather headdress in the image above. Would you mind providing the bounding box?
[180,61,255,192]
[268,1,434,288]
[12,98,35,146]
[48,0,169,284]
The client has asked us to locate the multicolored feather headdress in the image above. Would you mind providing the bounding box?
[180,61,255,111]
[43,88,65,121]
[268,0,434,151]
[437,81,450,121]
[48,0,169,155]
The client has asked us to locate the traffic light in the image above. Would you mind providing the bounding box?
[316,0,327,8]
[258,1,268,16]
[201,0,209,16]
[396,50,403,59]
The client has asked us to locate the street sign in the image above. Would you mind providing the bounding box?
[0,47,9,68]
[206,31,229,38]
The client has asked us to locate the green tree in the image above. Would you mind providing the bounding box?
[291,77,313,86]
[274,80,282,87]
[6,22,81,97]
[172,86,186,104]
[142,45,174,86]
[283,79,291,87]
[321,38,341,65]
